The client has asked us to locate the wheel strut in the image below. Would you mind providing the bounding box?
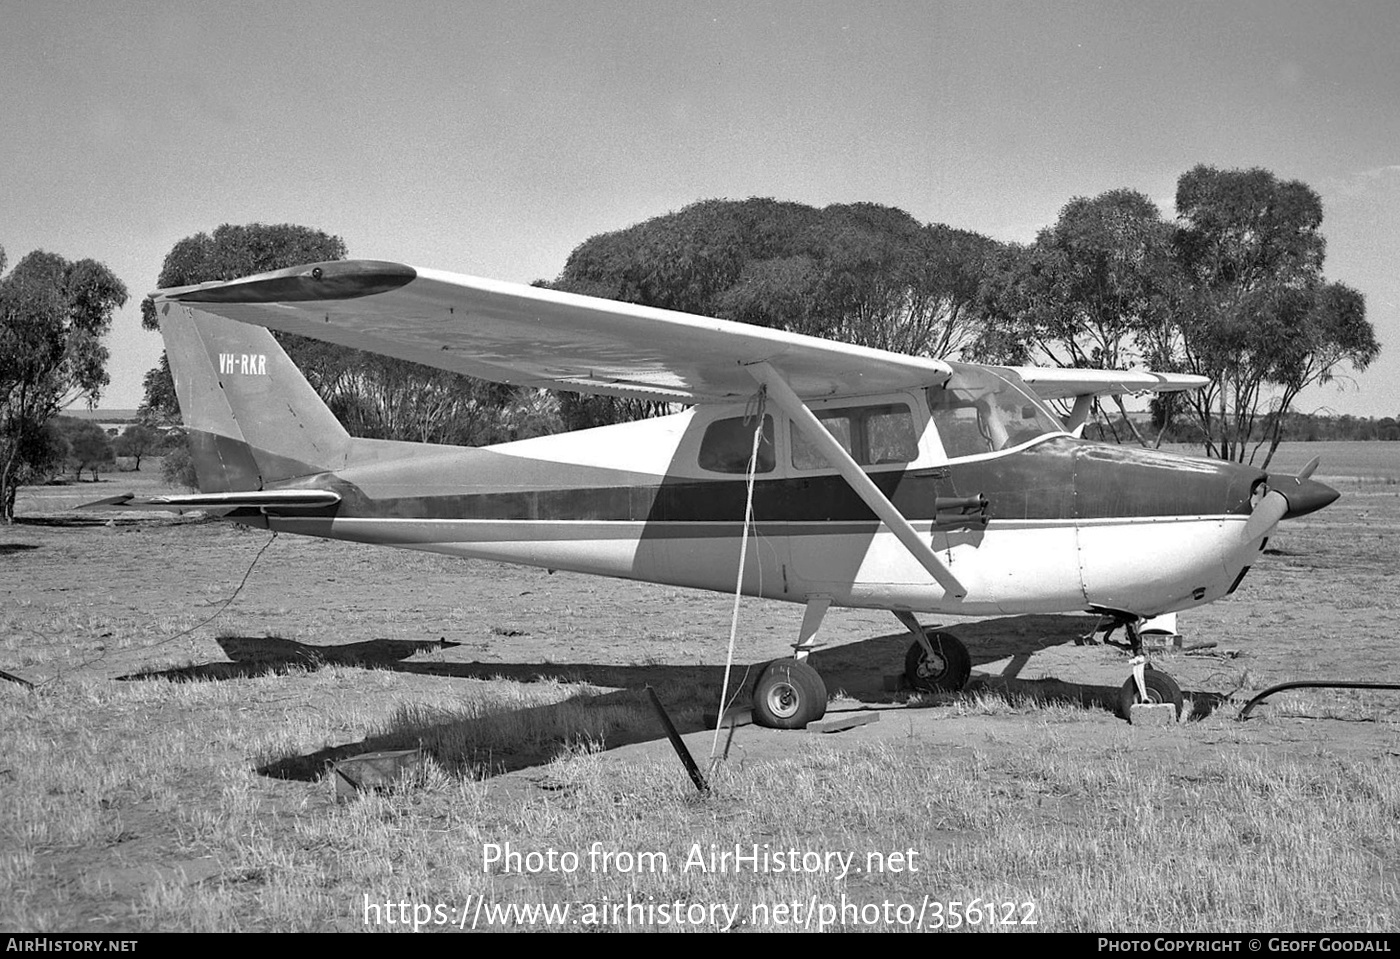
[792,596,831,662]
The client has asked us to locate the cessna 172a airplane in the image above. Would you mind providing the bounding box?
[113,259,1339,729]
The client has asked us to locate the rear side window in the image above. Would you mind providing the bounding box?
[698,415,775,474]
[791,403,918,470]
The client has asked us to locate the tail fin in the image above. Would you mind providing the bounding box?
[157,300,351,492]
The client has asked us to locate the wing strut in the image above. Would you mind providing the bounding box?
[746,362,967,600]
[1064,395,1094,435]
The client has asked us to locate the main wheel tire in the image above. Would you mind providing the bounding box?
[904,630,971,693]
[751,659,828,730]
[1118,668,1184,722]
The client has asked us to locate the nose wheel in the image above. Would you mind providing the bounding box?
[1117,664,1183,721]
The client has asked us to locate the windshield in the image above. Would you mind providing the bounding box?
[927,363,1066,459]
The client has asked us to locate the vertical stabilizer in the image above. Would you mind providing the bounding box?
[157,300,351,492]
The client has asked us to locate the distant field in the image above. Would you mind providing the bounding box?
[64,409,140,422]
[1162,440,1399,482]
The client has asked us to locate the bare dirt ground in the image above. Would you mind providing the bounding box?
[3,452,1399,931]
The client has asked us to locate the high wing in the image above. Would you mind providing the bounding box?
[1011,366,1209,434]
[155,260,955,402]
[1011,366,1209,401]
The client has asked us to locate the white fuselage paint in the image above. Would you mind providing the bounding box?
[262,513,1259,618]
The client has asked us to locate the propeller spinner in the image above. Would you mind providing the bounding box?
[1243,459,1339,541]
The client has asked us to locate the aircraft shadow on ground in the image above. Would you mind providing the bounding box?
[117,635,469,680]
[15,516,121,528]
[15,515,199,529]
[118,614,1226,783]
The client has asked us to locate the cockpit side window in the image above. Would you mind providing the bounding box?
[928,365,1064,459]
[866,406,920,464]
[791,403,918,470]
[698,414,775,474]
[927,390,996,459]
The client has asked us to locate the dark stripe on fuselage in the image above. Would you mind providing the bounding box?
[304,436,1263,526]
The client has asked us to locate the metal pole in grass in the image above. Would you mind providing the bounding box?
[0,669,34,689]
[646,685,708,793]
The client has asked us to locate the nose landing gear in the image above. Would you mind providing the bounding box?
[1100,613,1185,722]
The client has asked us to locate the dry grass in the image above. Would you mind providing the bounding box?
[4,455,1399,932]
[3,668,1398,932]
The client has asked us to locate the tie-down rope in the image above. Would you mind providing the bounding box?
[709,386,767,762]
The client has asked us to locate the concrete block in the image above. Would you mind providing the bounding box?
[1128,703,1178,727]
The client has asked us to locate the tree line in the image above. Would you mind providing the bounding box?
[545,172,1377,463]
[13,416,166,484]
[0,164,1381,518]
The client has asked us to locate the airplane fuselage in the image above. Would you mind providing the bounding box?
[238,394,1279,620]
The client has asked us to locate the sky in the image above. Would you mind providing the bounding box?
[4,0,1398,418]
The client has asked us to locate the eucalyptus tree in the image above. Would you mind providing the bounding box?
[976,189,1180,443]
[552,198,998,427]
[1171,166,1378,465]
[0,246,127,519]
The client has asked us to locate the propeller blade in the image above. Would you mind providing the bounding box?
[1298,455,1321,481]
[1243,488,1289,542]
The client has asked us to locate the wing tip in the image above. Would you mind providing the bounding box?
[154,260,417,304]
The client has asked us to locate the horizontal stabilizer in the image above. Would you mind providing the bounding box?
[82,490,341,512]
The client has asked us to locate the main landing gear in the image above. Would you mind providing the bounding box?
[748,602,975,730]
[1100,614,1185,723]
[751,597,831,730]
[895,610,971,694]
